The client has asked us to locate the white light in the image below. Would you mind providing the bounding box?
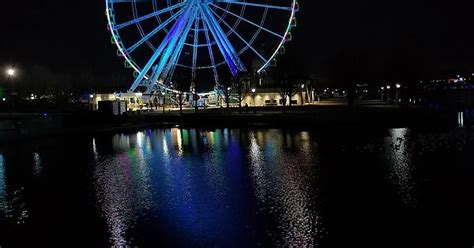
[301,84,305,89]
[162,92,166,96]
[227,87,231,91]
[2,98,6,102]
[381,87,385,90]
[386,85,391,89]
[396,84,401,89]
[90,94,94,99]
[6,68,15,77]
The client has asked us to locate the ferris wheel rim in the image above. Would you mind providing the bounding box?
[105,0,298,91]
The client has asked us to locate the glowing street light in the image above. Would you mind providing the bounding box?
[251,88,256,93]
[396,84,401,89]
[386,85,391,90]
[162,91,166,114]
[6,68,16,77]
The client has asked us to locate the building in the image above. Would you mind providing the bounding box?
[240,88,308,107]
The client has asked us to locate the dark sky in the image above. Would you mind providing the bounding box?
[1,0,474,89]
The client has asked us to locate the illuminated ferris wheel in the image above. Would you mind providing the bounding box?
[106,0,299,93]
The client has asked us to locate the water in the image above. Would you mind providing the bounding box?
[0,127,474,247]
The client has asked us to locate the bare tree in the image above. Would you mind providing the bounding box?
[171,74,190,114]
[219,80,233,109]
[269,54,309,112]
[278,79,300,112]
[232,73,251,114]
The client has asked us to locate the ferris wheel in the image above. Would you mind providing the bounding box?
[106,0,299,93]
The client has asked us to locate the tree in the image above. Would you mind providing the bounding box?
[278,78,301,112]
[269,56,307,112]
[219,80,233,109]
[232,73,251,114]
[171,74,190,114]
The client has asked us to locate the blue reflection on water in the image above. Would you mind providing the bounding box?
[91,128,323,247]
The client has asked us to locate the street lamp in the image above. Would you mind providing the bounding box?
[301,84,305,105]
[162,91,166,114]
[395,84,401,103]
[251,88,256,107]
[6,68,16,78]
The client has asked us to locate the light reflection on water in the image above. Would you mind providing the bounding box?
[91,128,324,246]
[0,154,5,213]
[249,130,323,246]
[93,132,153,247]
[33,152,42,177]
[385,128,417,207]
[2,124,474,246]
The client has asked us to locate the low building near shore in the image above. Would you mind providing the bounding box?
[239,88,310,107]
[89,92,145,111]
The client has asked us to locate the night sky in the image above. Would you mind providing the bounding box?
[1,1,474,89]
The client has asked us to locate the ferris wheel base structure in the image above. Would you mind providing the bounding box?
[106,0,299,95]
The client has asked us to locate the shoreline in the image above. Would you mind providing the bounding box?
[0,105,465,144]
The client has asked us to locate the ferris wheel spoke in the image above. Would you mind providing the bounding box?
[192,16,200,81]
[199,2,246,75]
[114,2,186,30]
[210,4,284,39]
[203,19,220,86]
[149,5,200,87]
[130,4,196,91]
[215,0,293,12]
[209,8,267,63]
[126,8,184,54]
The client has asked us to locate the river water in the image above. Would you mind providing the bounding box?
[0,127,473,247]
